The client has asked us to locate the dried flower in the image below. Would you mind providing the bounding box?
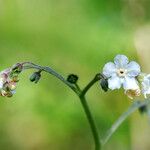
[0,63,23,97]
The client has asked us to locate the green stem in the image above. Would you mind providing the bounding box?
[22,62,101,150]
[22,62,80,95]
[80,73,103,97]
[101,99,150,146]
[79,95,101,150]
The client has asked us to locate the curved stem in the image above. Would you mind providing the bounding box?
[22,62,80,95]
[22,62,101,150]
[80,73,103,97]
[101,99,150,146]
[79,95,101,150]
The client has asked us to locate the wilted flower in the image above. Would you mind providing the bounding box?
[141,74,150,98]
[0,63,23,97]
[125,89,141,99]
[102,54,141,92]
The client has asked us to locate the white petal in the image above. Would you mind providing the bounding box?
[0,68,10,76]
[102,62,116,78]
[127,61,141,77]
[141,74,150,98]
[144,93,147,99]
[11,90,16,95]
[0,83,3,89]
[0,79,3,89]
[123,76,139,90]
[142,85,150,98]
[108,76,121,90]
[114,54,129,68]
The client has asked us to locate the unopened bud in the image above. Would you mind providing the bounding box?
[30,71,41,83]
[12,63,23,74]
[139,104,147,114]
[8,82,16,90]
[67,74,78,84]
[100,78,108,92]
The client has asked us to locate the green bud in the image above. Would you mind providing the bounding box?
[137,73,146,83]
[9,63,23,79]
[67,74,78,84]
[12,63,23,74]
[30,71,41,83]
[139,104,148,114]
[100,78,108,92]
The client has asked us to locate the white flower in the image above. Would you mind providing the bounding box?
[141,74,150,98]
[102,54,141,91]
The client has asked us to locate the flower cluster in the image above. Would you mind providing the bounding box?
[0,55,150,100]
[102,54,150,99]
[0,63,23,97]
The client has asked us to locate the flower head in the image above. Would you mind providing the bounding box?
[0,63,23,97]
[102,54,141,91]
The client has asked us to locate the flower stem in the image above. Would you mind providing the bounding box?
[79,95,101,150]
[22,62,101,150]
[22,62,80,95]
[101,99,150,146]
[80,73,104,97]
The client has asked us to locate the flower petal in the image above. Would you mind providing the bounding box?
[123,76,139,90]
[102,62,116,78]
[114,54,129,68]
[141,74,150,98]
[0,80,3,89]
[127,61,141,77]
[108,76,121,90]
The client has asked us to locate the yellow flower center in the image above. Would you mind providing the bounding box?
[117,68,127,77]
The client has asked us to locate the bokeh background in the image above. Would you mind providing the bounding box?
[0,0,150,150]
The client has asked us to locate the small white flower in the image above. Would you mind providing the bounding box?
[141,74,150,98]
[102,54,141,91]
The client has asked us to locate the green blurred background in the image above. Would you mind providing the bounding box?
[0,0,150,150]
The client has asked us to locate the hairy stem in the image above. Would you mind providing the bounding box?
[80,73,103,97]
[23,62,80,95]
[22,62,101,150]
[101,99,150,146]
[79,95,101,150]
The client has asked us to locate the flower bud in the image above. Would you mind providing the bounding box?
[30,71,41,83]
[139,104,147,114]
[11,63,23,74]
[100,78,108,92]
[1,90,7,97]
[137,73,146,83]
[67,74,78,84]
[8,82,16,90]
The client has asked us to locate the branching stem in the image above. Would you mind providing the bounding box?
[101,99,150,146]
[21,62,150,150]
[22,62,101,150]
